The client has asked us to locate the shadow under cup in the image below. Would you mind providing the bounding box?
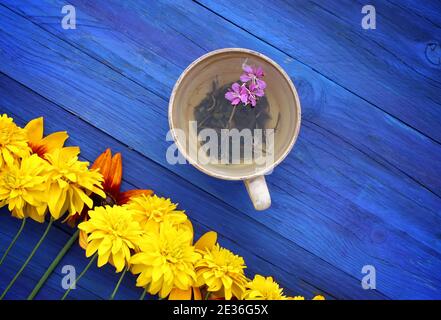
[169,49,301,181]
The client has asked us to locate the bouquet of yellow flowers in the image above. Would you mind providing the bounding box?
[0,114,324,301]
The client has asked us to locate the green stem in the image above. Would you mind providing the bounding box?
[205,290,211,300]
[0,218,27,266]
[0,218,53,300]
[227,105,237,129]
[139,288,147,300]
[28,229,79,300]
[109,266,128,300]
[61,252,97,300]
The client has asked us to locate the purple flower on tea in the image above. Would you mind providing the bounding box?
[249,83,265,97]
[247,92,257,107]
[246,83,266,107]
[240,64,266,90]
[225,83,249,106]
[226,63,266,108]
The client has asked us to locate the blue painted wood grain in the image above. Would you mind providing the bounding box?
[1,75,358,299]
[199,0,441,142]
[0,0,440,299]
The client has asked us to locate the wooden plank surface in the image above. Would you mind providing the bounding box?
[1,74,364,299]
[198,0,441,142]
[0,0,440,299]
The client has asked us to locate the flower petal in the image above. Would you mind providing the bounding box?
[40,131,69,153]
[24,117,43,142]
[231,97,241,105]
[169,288,192,300]
[225,91,236,101]
[242,64,253,73]
[195,231,217,251]
[231,83,241,93]
[118,189,153,205]
[107,152,123,195]
[240,74,251,83]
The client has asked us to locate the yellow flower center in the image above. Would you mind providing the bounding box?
[158,238,184,264]
[0,126,13,145]
[3,171,30,191]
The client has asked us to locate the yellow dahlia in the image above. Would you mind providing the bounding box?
[125,194,189,233]
[0,114,30,168]
[313,295,325,300]
[78,205,143,272]
[242,275,287,300]
[44,147,105,219]
[166,231,218,300]
[195,235,248,300]
[0,154,50,222]
[24,117,68,158]
[130,222,200,299]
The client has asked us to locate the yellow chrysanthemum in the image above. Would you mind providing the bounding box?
[24,117,68,158]
[78,205,143,272]
[0,154,50,222]
[167,231,218,301]
[287,294,325,300]
[0,114,30,168]
[195,242,248,300]
[130,222,200,299]
[125,194,189,233]
[44,147,105,219]
[242,275,287,300]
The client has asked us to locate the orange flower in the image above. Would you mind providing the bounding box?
[90,148,152,205]
[65,149,152,247]
[24,117,68,158]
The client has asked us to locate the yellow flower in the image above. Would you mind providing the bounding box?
[0,154,50,222]
[125,194,189,233]
[242,275,287,300]
[287,294,325,300]
[130,222,200,299]
[78,205,143,272]
[44,147,105,219]
[0,114,30,168]
[24,117,68,158]
[195,234,248,300]
[168,231,217,301]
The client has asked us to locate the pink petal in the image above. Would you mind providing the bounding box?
[225,91,235,101]
[255,66,264,78]
[231,97,241,105]
[255,89,265,97]
[243,64,253,73]
[240,93,249,103]
[232,82,242,93]
[257,79,266,89]
[240,74,252,82]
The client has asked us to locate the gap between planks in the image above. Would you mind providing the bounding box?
[2,1,439,201]
[192,0,441,148]
[2,80,344,299]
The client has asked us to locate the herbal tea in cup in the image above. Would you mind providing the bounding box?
[169,48,301,210]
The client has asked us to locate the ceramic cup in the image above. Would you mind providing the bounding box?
[168,48,301,210]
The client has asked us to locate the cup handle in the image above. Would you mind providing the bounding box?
[244,176,271,211]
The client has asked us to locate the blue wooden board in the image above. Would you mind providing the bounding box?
[0,0,440,299]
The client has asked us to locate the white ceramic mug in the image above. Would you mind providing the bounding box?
[169,48,301,210]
